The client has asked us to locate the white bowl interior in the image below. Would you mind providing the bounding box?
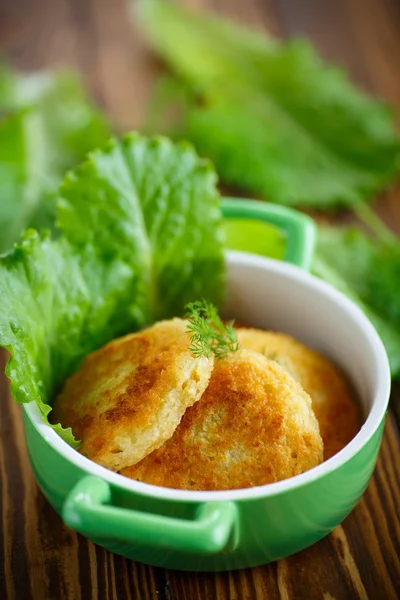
[24,252,391,501]
[224,252,388,420]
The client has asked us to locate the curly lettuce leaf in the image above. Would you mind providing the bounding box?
[0,65,110,252]
[314,226,400,376]
[0,133,225,445]
[58,133,224,319]
[136,1,400,208]
[0,231,136,447]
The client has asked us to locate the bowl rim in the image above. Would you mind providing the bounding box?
[23,251,391,502]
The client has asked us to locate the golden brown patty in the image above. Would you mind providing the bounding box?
[236,329,360,459]
[52,318,213,471]
[120,349,323,490]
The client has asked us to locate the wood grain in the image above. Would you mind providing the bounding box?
[1,0,400,598]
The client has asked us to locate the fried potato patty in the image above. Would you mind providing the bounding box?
[52,318,213,471]
[121,350,323,490]
[236,329,360,459]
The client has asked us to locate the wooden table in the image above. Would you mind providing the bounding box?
[1,1,399,598]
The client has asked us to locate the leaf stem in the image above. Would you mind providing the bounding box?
[352,202,398,246]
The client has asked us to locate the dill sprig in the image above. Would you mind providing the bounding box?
[185,299,239,359]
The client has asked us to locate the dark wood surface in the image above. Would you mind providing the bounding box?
[1,0,400,598]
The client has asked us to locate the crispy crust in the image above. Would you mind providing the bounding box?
[121,350,323,490]
[52,319,213,471]
[236,329,360,459]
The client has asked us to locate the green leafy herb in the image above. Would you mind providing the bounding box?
[185,299,239,359]
[135,0,400,208]
[0,133,225,445]
[313,225,400,377]
[0,65,111,253]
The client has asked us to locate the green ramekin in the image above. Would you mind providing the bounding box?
[21,200,390,571]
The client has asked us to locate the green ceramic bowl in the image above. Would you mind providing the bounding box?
[22,200,390,571]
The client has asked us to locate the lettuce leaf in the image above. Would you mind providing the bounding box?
[0,65,110,252]
[0,133,225,445]
[314,226,400,376]
[0,110,45,249]
[136,1,400,208]
[0,231,136,447]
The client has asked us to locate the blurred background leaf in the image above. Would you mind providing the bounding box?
[314,225,400,375]
[0,65,111,253]
[135,0,400,209]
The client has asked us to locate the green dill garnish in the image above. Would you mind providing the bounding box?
[185,299,239,359]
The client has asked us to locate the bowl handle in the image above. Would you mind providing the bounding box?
[62,475,238,554]
[222,198,316,271]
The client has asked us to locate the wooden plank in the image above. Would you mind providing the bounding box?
[0,0,78,71]
[273,0,372,85]
[0,0,400,598]
[1,359,399,600]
